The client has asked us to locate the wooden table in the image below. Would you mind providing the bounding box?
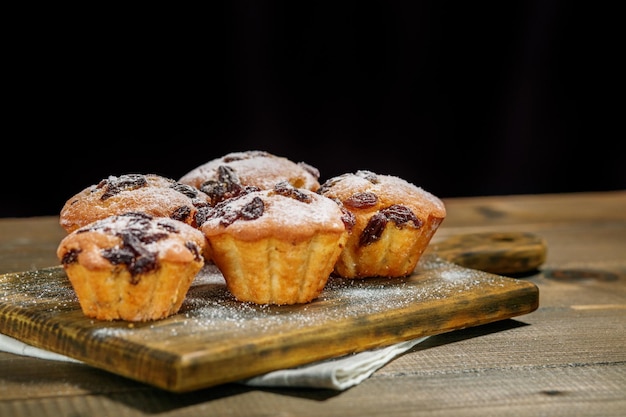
[1,191,625,416]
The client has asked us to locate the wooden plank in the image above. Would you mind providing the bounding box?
[0,246,538,392]
[426,231,546,275]
[3,192,626,417]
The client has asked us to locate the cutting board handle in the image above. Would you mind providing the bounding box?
[427,232,547,275]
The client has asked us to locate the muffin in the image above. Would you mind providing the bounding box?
[198,182,349,305]
[179,150,321,205]
[318,170,446,278]
[59,173,211,233]
[57,212,207,321]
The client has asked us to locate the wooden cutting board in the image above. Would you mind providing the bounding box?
[0,232,544,392]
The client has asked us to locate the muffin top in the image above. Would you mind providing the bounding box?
[198,182,347,242]
[318,170,446,222]
[59,174,210,233]
[179,150,321,199]
[57,212,206,275]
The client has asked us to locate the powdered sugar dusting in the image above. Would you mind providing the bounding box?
[1,254,522,348]
[200,189,346,239]
[179,150,320,191]
[59,212,206,265]
[134,256,504,337]
[320,171,446,217]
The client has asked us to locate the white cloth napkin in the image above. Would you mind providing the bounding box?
[242,336,429,390]
[0,333,428,391]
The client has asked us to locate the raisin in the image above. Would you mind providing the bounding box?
[61,248,81,265]
[273,181,312,203]
[240,196,264,220]
[171,206,192,223]
[344,192,378,209]
[340,207,356,232]
[219,208,241,227]
[102,246,136,267]
[360,212,388,246]
[358,205,422,247]
[157,219,180,234]
[199,165,246,205]
[171,182,201,199]
[128,256,158,283]
[120,231,152,254]
[94,212,174,282]
[199,201,231,226]
[195,206,211,227]
[216,165,240,186]
[380,204,422,228]
[132,228,169,245]
[185,241,202,261]
[102,231,159,282]
[317,176,343,194]
[200,180,236,205]
[200,192,265,227]
[100,174,148,201]
[121,212,153,231]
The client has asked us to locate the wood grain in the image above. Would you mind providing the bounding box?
[0,245,538,392]
[2,191,625,417]
[427,231,547,275]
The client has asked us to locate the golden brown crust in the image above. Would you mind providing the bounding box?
[55,151,448,314]
[59,174,210,233]
[198,183,348,304]
[199,183,347,241]
[179,151,321,200]
[318,170,446,278]
[207,233,346,305]
[57,212,207,321]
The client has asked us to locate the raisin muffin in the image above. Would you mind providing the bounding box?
[57,212,207,321]
[179,150,321,205]
[317,170,446,279]
[59,173,210,233]
[198,182,349,305]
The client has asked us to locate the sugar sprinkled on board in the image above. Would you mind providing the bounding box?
[1,254,515,345]
[0,268,78,307]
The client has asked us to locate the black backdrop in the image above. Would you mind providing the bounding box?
[3,1,623,218]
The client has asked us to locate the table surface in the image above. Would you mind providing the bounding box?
[1,190,625,417]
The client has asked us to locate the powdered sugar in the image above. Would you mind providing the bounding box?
[179,150,320,191]
[58,212,206,266]
[200,189,346,239]
[319,171,446,217]
[1,254,521,350]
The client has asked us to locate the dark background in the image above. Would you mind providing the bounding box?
[3,1,623,218]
